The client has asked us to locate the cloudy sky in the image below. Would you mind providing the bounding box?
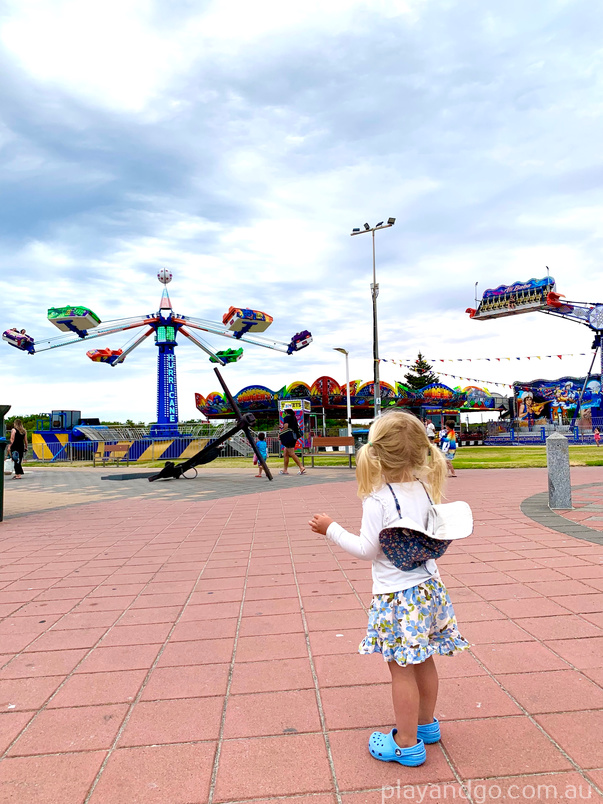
[2,0,602,423]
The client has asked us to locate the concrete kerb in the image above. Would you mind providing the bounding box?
[521,481,603,546]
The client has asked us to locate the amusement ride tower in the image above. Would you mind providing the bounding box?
[3,269,312,436]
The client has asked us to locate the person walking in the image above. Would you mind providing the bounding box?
[424,419,435,442]
[279,408,306,475]
[309,411,468,767]
[8,419,28,479]
[595,427,601,447]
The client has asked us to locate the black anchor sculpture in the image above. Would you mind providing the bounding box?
[149,367,273,482]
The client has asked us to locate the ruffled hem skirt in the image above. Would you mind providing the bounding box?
[359,577,469,666]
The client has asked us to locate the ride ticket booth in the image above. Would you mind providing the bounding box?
[421,407,460,433]
[278,399,312,450]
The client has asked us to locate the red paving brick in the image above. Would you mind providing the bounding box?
[2,467,603,801]
[442,716,573,777]
[230,657,315,694]
[536,710,603,768]
[214,733,333,800]
[47,669,147,708]
[0,676,62,712]
[7,703,128,755]
[0,751,106,803]
[88,743,216,804]
[118,696,223,745]
[223,688,322,737]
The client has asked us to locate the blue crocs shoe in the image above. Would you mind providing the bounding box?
[417,718,441,745]
[368,729,426,767]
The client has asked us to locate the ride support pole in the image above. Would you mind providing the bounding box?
[0,404,12,523]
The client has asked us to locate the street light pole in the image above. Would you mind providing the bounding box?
[334,348,351,452]
[371,229,380,419]
[351,218,395,420]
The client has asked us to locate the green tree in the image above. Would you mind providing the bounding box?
[403,352,440,390]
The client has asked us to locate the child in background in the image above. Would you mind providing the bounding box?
[442,420,458,477]
[438,424,447,447]
[595,427,601,447]
[309,411,467,767]
[254,432,268,477]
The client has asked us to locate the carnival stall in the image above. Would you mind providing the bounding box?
[194,376,506,420]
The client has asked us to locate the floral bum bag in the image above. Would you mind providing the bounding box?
[378,483,473,572]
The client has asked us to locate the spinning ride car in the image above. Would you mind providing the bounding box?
[222,307,274,338]
[86,348,124,365]
[2,329,35,353]
[209,347,244,364]
[48,306,101,336]
[288,330,312,354]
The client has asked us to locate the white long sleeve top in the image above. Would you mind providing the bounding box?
[325,480,438,594]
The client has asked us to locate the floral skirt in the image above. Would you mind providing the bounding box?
[359,578,469,666]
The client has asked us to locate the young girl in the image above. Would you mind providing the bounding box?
[254,432,268,477]
[309,411,468,767]
[441,420,458,478]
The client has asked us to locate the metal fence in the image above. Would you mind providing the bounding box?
[29,431,288,464]
[485,419,601,445]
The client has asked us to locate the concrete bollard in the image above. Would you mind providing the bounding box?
[546,432,572,509]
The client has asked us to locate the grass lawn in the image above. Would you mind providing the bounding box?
[23,445,603,471]
[454,445,603,469]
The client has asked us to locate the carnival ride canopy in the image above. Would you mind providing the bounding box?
[195,376,506,418]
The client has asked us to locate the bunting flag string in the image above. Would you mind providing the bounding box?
[379,359,515,390]
[381,352,585,363]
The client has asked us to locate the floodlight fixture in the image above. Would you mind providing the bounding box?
[387,217,396,225]
[352,228,361,233]
[364,223,370,230]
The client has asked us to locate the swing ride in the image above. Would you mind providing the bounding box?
[2,269,313,437]
[467,273,603,425]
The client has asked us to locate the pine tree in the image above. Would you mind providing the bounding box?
[403,352,440,390]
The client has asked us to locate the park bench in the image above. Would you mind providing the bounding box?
[310,436,355,469]
[93,443,130,467]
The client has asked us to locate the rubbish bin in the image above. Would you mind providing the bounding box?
[0,404,12,523]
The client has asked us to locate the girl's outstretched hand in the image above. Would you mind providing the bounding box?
[309,513,334,535]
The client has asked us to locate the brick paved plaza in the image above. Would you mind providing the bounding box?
[1,465,603,803]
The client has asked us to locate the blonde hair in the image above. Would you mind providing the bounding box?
[356,410,447,502]
[13,419,26,435]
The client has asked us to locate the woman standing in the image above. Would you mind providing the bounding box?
[8,419,28,479]
[279,408,306,475]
